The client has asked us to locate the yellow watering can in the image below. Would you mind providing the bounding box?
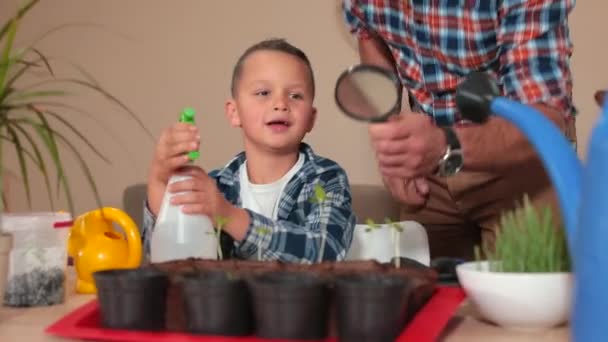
[67,207,142,294]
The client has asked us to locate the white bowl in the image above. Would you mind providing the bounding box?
[456,261,572,330]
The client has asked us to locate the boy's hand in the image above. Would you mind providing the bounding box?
[168,166,229,216]
[147,123,200,215]
[169,166,250,240]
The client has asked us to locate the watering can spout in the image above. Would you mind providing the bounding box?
[455,72,582,245]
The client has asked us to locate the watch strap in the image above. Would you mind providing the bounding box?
[441,127,461,150]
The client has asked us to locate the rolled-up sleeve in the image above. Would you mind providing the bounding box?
[141,201,156,261]
[342,0,374,39]
[497,0,575,116]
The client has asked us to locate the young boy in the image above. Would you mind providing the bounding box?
[143,38,356,263]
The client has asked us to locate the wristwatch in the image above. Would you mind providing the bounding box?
[437,127,463,177]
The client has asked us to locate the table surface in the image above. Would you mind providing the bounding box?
[0,271,570,342]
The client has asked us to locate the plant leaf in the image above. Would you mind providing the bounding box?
[4,124,31,206]
[214,215,230,228]
[17,78,153,138]
[23,22,133,51]
[4,50,55,92]
[29,48,54,76]
[0,0,39,41]
[6,90,68,102]
[7,119,55,209]
[313,183,326,202]
[18,110,74,211]
[8,101,128,148]
[256,226,271,235]
[0,18,18,100]
[364,218,379,230]
[32,108,111,163]
[57,58,98,87]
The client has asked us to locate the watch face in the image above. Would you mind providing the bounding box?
[448,154,464,171]
[440,153,464,176]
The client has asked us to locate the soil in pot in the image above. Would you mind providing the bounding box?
[248,271,329,340]
[93,267,168,331]
[182,270,253,336]
[388,256,428,271]
[335,273,412,342]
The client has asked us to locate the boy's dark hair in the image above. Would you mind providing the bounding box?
[230,38,315,97]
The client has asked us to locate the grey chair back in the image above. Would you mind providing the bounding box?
[122,183,147,232]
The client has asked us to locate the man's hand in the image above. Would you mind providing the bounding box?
[369,113,446,179]
[383,176,430,208]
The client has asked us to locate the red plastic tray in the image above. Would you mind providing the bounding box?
[46,286,465,342]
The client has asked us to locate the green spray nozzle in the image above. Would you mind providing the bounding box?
[179,107,200,161]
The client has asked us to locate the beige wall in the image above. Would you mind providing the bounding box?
[0,0,604,215]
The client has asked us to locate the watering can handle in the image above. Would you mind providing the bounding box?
[94,207,142,267]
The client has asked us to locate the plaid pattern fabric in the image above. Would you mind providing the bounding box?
[343,0,575,125]
[142,143,356,264]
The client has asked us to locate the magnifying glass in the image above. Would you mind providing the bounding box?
[334,64,402,122]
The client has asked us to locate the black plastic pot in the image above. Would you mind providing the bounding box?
[181,270,253,336]
[389,256,429,271]
[334,273,411,342]
[93,267,168,331]
[248,271,329,340]
[431,257,464,283]
[386,257,439,324]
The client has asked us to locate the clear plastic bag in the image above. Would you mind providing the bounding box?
[1,212,72,307]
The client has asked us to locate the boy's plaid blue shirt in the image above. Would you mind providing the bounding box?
[142,143,356,264]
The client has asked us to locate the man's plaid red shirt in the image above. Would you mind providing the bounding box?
[343,0,575,125]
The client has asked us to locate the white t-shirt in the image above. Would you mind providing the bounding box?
[239,153,305,220]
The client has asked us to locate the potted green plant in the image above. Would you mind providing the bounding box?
[0,0,150,306]
[456,195,572,330]
[0,0,150,213]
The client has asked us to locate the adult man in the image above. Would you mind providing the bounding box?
[343,0,576,258]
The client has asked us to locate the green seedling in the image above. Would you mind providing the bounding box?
[385,218,404,268]
[310,183,328,263]
[363,218,404,268]
[214,215,230,260]
[255,226,271,261]
[364,218,382,232]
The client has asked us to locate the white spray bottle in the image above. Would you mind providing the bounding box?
[150,108,218,262]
